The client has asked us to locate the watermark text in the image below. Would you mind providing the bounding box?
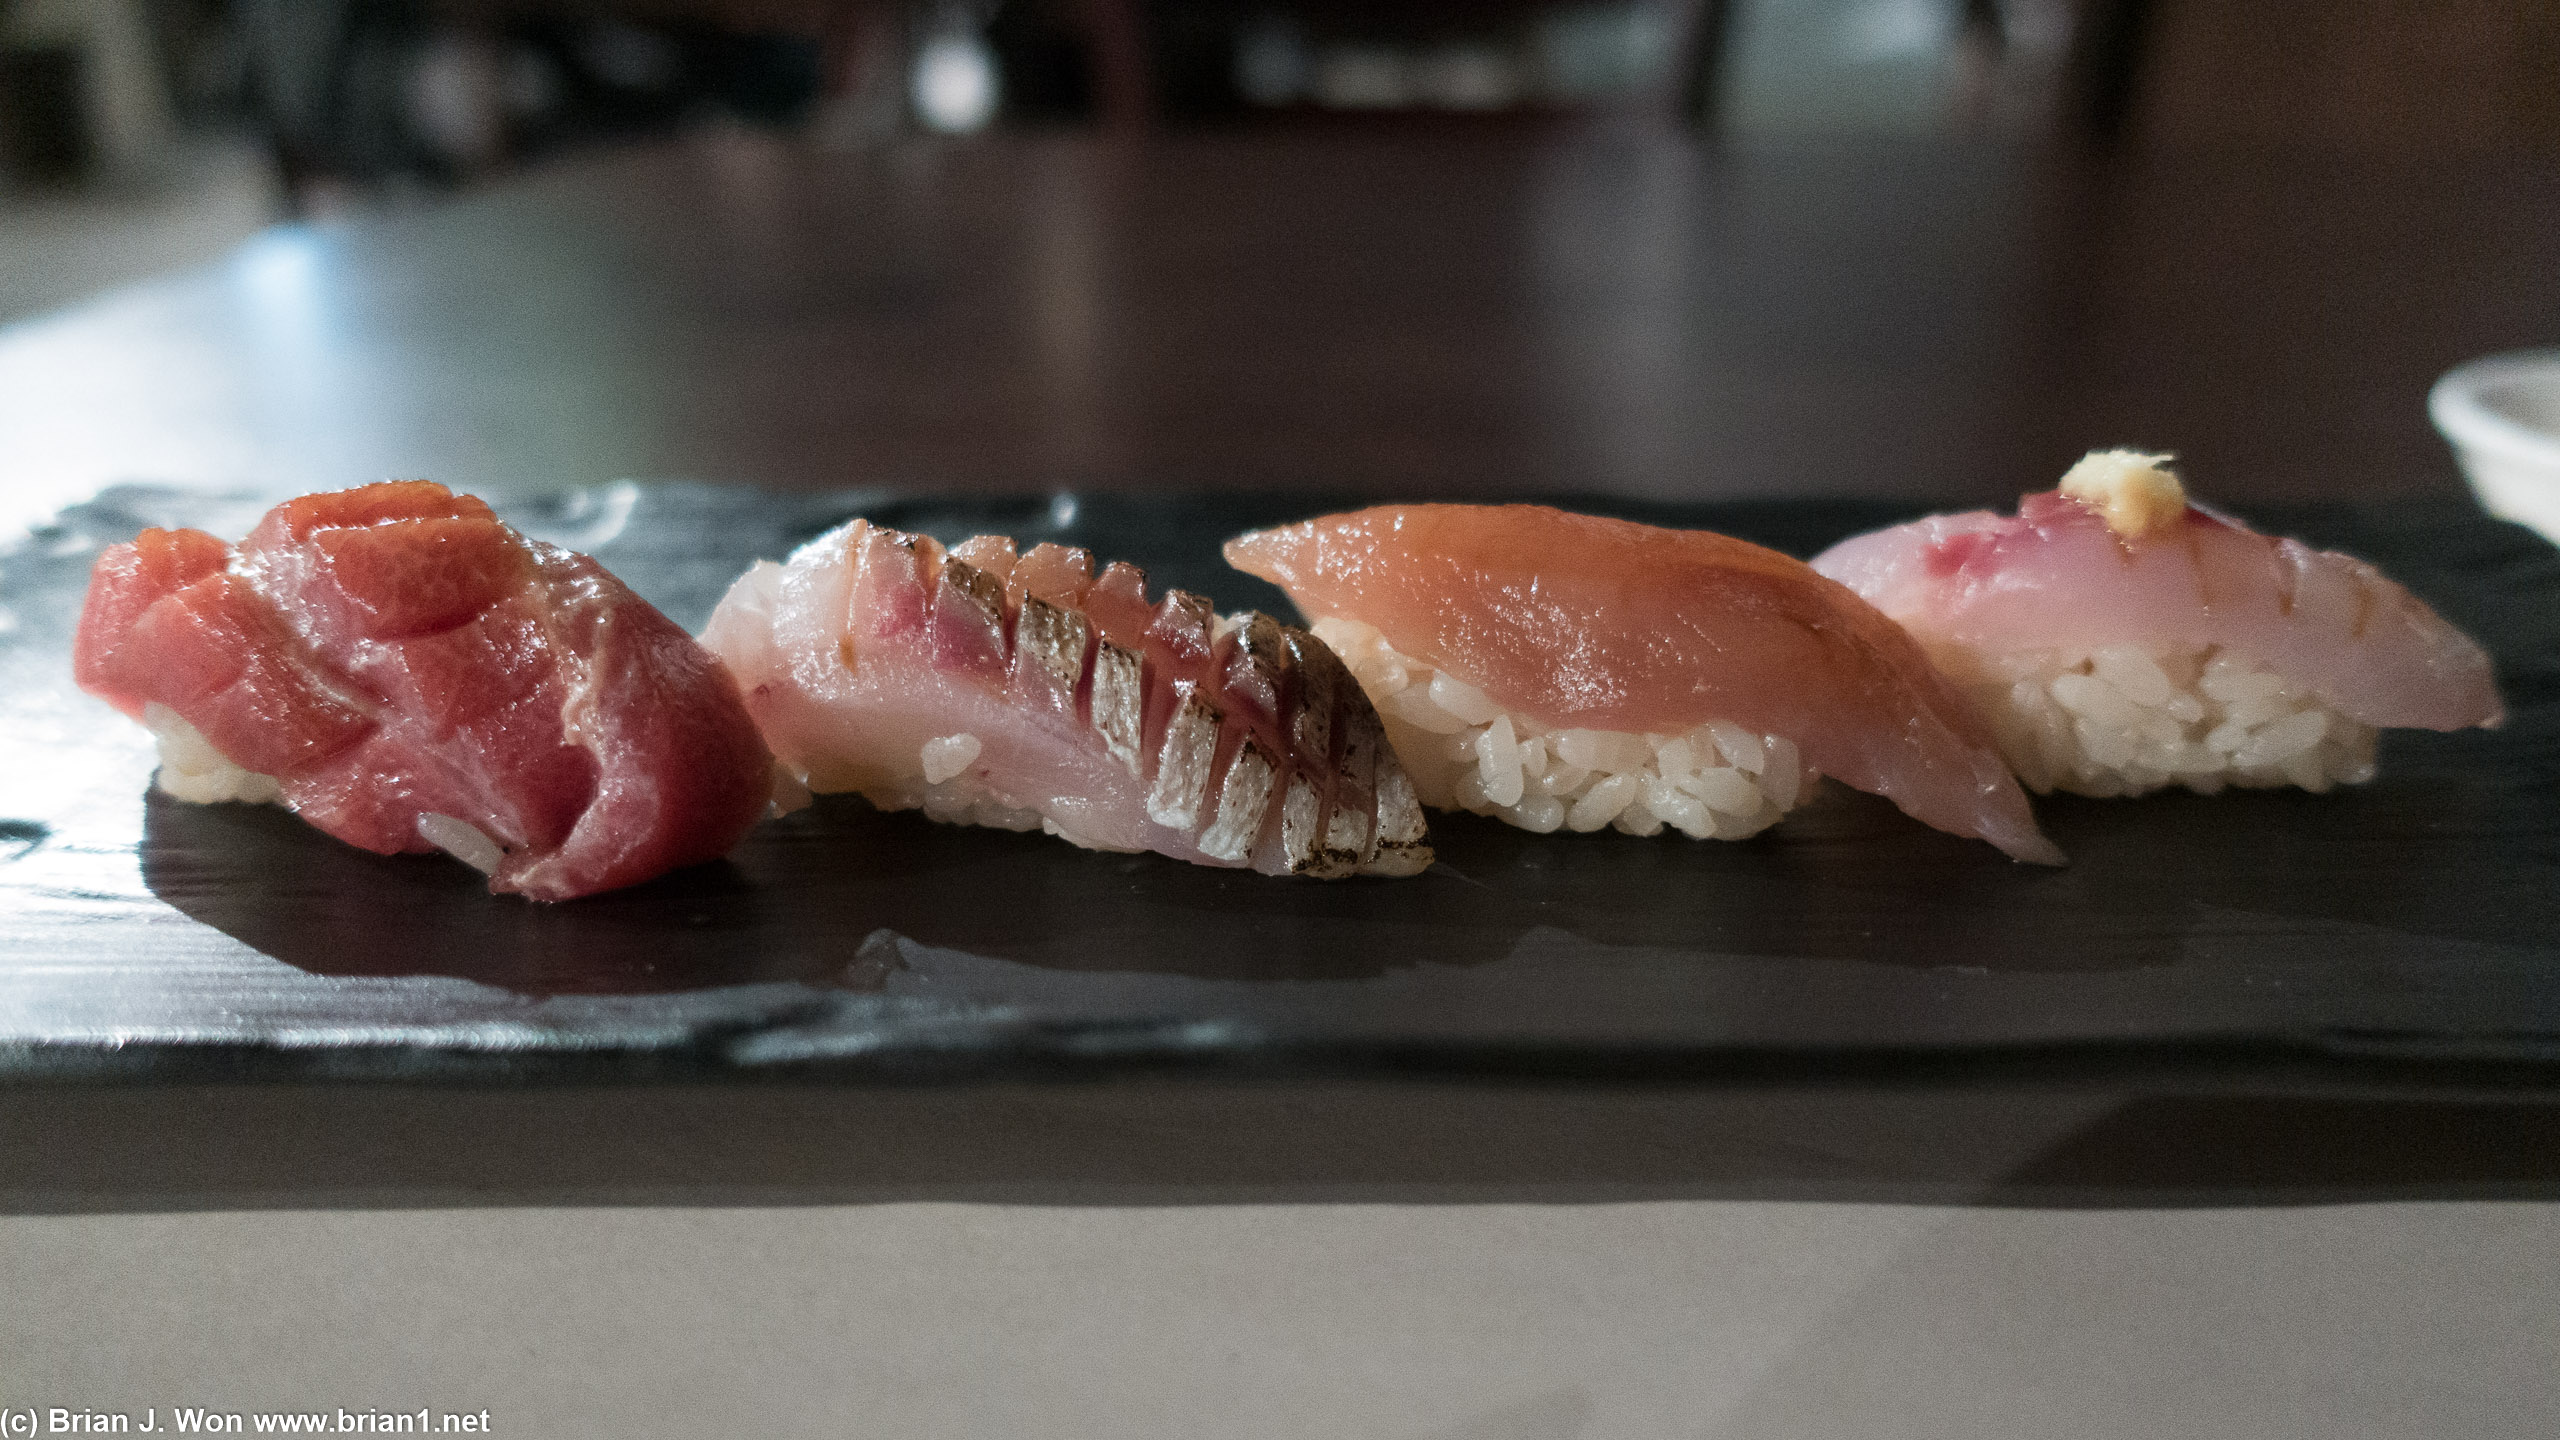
[2,1409,492,1436]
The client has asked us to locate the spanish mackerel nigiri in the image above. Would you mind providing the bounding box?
[1225,503,2062,864]
[699,520,1432,877]
[73,482,774,900]
[1810,452,2505,797]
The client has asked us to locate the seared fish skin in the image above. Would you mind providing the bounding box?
[701,519,1432,878]
[73,482,775,901]
[1227,503,2062,866]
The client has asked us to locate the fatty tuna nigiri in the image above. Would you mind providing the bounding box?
[1225,503,2063,865]
[699,519,1432,878]
[74,481,773,900]
[1809,451,2505,797]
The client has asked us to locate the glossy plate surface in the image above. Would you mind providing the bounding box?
[5,485,2555,1090]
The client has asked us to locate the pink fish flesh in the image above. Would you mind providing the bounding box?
[73,482,775,901]
[1226,503,2063,864]
[1810,489,2504,733]
[700,519,1433,878]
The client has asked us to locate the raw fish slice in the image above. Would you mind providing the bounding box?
[1225,503,2062,864]
[1810,451,2504,797]
[700,521,1432,878]
[74,481,773,900]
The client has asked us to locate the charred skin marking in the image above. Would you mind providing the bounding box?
[1337,702,1389,868]
[1370,762,1432,875]
[1089,639,1145,775]
[1198,736,1279,862]
[1224,612,1289,722]
[1014,595,1090,712]
[875,528,1429,876]
[1280,626,1378,876]
[1281,629,1337,771]
[1146,688,1222,831]
[1277,771,1326,875]
[1317,802,1369,879]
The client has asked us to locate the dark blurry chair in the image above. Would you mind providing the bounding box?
[1146,0,1719,127]
[237,0,427,201]
[225,0,2223,200]
[2057,0,2146,141]
[0,39,94,186]
[235,0,1152,203]
[1171,0,2035,134]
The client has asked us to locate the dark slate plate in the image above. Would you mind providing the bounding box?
[5,483,2556,1093]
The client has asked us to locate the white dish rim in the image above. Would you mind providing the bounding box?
[2430,348,2560,467]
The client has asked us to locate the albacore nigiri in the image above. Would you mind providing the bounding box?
[1809,451,2505,797]
[73,482,774,900]
[699,519,1433,877]
[1224,503,2063,864]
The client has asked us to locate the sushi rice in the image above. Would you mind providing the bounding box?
[757,730,1059,838]
[1311,617,1816,838]
[883,734,1066,838]
[1936,642,2377,798]
[143,703,283,807]
[907,732,1053,834]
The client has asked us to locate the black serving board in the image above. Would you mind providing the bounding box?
[5,483,2557,1093]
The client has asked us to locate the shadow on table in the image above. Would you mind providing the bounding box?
[135,783,2154,1002]
[3,1082,2557,1214]
[135,791,1531,992]
[136,757,2558,1011]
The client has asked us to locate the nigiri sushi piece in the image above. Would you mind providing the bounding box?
[73,481,774,901]
[698,520,1433,877]
[1809,451,2505,798]
[1225,504,2063,864]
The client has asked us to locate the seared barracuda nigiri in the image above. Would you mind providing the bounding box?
[1809,451,2505,797]
[700,519,1432,877]
[1225,503,2063,865]
[72,482,775,901]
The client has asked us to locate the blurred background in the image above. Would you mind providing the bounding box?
[7,0,2553,327]
[1,0,2556,533]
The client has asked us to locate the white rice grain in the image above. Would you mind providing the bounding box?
[1681,765,1762,817]
[1933,643,2376,796]
[417,812,505,875]
[1429,671,1504,726]
[1512,792,1567,833]
[1476,714,1525,806]
[920,733,982,785]
[2091,646,2175,707]
[141,703,284,807]
[1567,773,1639,831]
[1706,720,1764,774]
[1311,618,1819,841]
